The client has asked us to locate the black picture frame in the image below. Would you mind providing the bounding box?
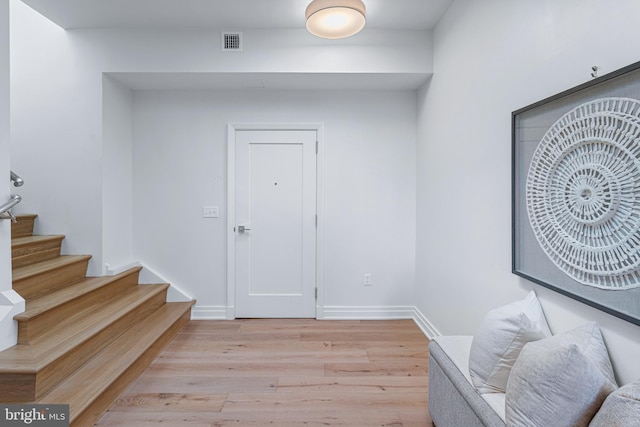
[512,60,640,327]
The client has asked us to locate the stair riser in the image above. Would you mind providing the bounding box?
[17,272,141,344]
[35,289,168,400]
[71,310,191,427]
[12,238,64,269]
[0,373,37,403]
[11,215,37,238]
[13,259,90,300]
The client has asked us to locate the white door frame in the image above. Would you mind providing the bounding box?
[226,123,325,319]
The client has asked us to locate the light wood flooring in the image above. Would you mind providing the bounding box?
[95,319,432,427]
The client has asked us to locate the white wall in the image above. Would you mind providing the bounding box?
[102,76,133,272]
[10,2,104,273]
[416,0,640,385]
[0,0,10,291]
[133,89,417,317]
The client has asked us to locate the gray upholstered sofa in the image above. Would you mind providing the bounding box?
[427,292,640,427]
[428,336,505,427]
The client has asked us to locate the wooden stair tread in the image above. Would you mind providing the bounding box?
[0,284,169,372]
[15,267,143,321]
[12,255,92,282]
[41,302,194,421]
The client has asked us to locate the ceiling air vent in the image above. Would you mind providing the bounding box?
[222,32,243,52]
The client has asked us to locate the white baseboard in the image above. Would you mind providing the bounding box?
[104,261,140,276]
[321,305,416,320]
[191,306,229,320]
[104,261,194,303]
[200,304,441,340]
[412,306,441,339]
[320,305,441,340]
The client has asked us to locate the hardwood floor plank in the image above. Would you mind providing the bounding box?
[325,362,428,377]
[164,339,333,353]
[126,375,278,394]
[221,390,426,412]
[95,412,220,426]
[146,362,326,378]
[399,410,434,427]
[109,393,226,412]
[300,331,426,342]
[276,375,428,393]
[156,349,369,364]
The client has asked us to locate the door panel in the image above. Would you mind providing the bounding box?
[235,130,317,318]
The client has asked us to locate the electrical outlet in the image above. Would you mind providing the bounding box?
[364,273,372,286]
[203,206,219,218]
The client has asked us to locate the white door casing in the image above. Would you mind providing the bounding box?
[227,124,324,318]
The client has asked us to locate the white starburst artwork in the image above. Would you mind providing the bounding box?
[526,97,640,290]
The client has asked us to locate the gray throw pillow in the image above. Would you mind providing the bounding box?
[505,322,617,427]
[589,380,640,427]
[469,291,551,393]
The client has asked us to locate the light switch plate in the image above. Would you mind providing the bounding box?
[203,206,219,218]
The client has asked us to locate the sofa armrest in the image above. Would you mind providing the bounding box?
[428,339,505,427]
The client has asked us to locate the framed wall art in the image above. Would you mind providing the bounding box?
[512,60,640,326]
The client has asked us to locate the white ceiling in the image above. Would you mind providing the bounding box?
[19,0,454,31]
[19,0,451,91]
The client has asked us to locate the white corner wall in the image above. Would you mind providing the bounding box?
[0,0,10,291]
[102,75,133,273]
[10,1,104,273]
[133,89,417,317]
[416,0,640,385]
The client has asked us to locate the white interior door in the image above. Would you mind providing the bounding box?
[235,130,317,318]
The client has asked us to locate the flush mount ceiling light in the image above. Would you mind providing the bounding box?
[305,0,366,39]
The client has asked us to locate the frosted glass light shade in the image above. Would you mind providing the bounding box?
[305,0,366,39]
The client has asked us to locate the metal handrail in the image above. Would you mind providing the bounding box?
[10,171,24,187]
[0,194,22,222]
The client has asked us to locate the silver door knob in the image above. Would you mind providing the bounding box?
[238,225,251,233]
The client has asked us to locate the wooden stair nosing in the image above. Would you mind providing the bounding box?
[40,301,195,427]
[15,267,144,344]
[0,284,171,401]
[11,255,92,300]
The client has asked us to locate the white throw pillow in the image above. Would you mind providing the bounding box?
[506,322,618,427]
[469,291,551,393]
[589,380,640,427]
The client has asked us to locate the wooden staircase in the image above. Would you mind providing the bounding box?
[0,214,195,426]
